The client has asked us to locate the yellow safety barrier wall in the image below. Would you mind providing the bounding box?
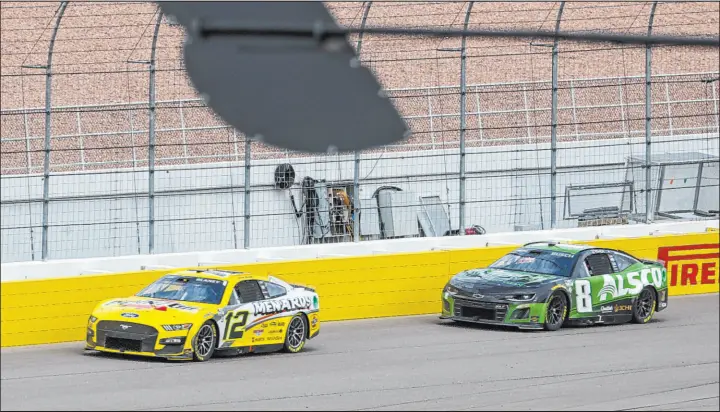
[1,232,717,347]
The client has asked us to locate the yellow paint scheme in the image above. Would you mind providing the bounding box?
[82,270,321,360]
[1,231,716,348]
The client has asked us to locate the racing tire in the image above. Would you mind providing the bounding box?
[631,287,656,324]
[283,314,307,353]
[543,292,567,332]
[192,321,217,362]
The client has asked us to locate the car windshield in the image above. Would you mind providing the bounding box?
[136,275,227,305]
[489,249,575,277]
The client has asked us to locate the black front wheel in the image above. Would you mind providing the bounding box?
[192,321,217,362]
[632,287,656,324]
[544,293,567,331]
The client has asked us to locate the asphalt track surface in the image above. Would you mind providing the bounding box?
[2,294,718,411]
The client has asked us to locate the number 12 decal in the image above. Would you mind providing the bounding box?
[224,310,249,340]
[575,279,593,313]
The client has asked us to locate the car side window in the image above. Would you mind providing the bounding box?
[228,289,241,306]
[611,252,639,272]
[572,256,591,278]
[584,252,615,276]
[234,280,264,304]
[259,281,287,299]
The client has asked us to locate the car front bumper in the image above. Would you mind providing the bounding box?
[85,320,194,360]
[441,293,548,330]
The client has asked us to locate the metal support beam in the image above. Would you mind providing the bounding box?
[550,1,565,229]
[243,136,251,249]
[459,1,473,235]
[645,2,658,223]
[353,1,372,243]
[40,1,68,261]
[148,10,162,254]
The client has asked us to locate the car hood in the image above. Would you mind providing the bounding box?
[91,296,215,324]
[451,268,563,294]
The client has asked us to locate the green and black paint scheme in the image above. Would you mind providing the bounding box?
[440,241,668,331]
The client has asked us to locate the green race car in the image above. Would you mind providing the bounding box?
[440,241,668,331]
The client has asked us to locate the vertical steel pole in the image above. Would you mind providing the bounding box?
[549,2,565,230]
[645,2,658,223]
[459,1,473,235]
[243,136,251,249]
[40,1,68,261]
[148,10,162,254]
[353,1,372,243]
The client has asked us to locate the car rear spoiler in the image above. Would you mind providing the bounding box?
[291,283,316,293]
[640,258,665,267]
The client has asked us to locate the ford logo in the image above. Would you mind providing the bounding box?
[121,312,139,318]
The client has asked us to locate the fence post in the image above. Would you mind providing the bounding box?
[148,10,162,254]
[353,1,372,243]
[549,1,565,230]
[645,2,658,223]
[458,1,473,235]
[40,1,68,261]
[244,136,251,249]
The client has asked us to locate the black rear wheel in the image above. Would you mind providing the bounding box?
[544,293,567,331]
[283,314,307,353]
[632,287,656,324]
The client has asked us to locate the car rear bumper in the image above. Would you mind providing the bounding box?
[656,287,669,311]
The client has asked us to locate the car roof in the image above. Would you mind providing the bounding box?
[166,268,266,282]
[520,241,595,255]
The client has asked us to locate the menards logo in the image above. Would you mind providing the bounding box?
[657,244,719,287]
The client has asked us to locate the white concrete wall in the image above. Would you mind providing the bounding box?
[1,219,717,282]
[1,133,718,263]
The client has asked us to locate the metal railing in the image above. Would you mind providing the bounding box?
[1,1,719,263]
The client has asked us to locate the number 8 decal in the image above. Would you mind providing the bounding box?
[575,279,593,313]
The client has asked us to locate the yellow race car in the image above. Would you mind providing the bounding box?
[84,269,320,361]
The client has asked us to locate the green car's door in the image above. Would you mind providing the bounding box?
[572,250,665,319]
[571,251,616,318]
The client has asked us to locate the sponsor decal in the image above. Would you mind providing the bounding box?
[473,294,484,299]
[530,316,539,322]
[559,244,589,250]
[614,304,632,312]
[252,337,265,343]
[120,324,132,330]
[311,315,318,327]
[495,304,507,309]
[550,252,574,258]
[600,305,613,313]
[121,312,139,318]
[657,244,719,287]
[268,328,283,334]
[597,268,665,301]
[103,299,200,313]
[196,278,223,284]
[261,323,269,328]
[252,296,313,316]
[254,329,264,336]
[269,321,277,326]
[463,270,554,287]
[267,336,283,342]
